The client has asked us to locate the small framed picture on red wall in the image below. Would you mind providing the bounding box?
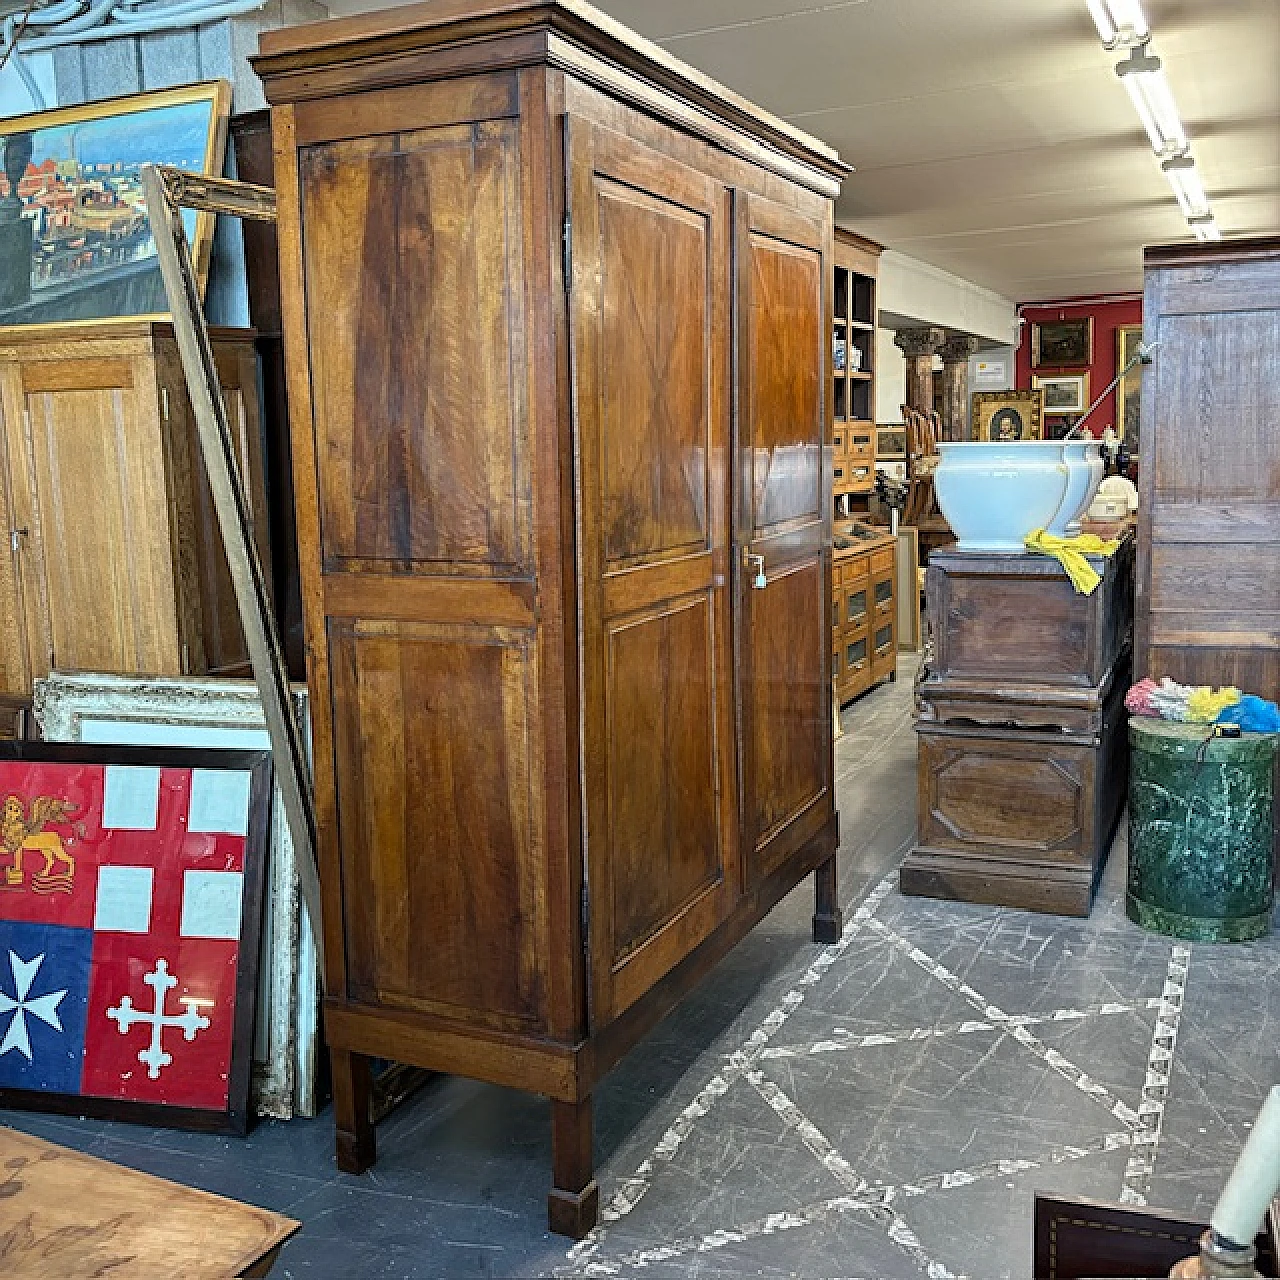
[1031,317,1093,368]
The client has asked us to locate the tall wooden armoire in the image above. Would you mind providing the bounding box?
[1137,238,1280,697]
[254,0,848,1237]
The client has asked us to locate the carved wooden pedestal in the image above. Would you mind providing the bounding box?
[904,535,1134,916]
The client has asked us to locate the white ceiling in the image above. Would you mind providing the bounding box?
[324,0,1280,303]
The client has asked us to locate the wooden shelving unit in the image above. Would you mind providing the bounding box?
[832,229,882,502]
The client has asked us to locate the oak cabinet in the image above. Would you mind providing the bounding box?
[254,0,847,1238]
[1138,237,1280,697]
[0,321,269,694]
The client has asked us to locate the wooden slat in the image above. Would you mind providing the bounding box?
[21,359,133,393]
[322,572,537,627]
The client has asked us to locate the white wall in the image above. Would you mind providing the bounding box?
[876,329,906,424]
[878,250,1017,346]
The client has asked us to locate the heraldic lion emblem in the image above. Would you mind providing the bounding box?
[2,795,78,894]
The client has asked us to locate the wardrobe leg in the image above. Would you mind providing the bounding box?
[812,852,844,943]
[548,1096,599,1239]
[332,1048,376,1174]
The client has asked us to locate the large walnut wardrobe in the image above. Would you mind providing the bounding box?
[255,0,848,1237]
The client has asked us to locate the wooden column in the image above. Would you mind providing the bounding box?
[894,326,946,415]
[939,335,980,441]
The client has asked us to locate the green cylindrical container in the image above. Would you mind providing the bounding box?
[1127,719,1278,942]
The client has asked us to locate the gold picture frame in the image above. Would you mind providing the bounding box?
[0,81,231,331]
[1116,324,1143,449]
[972,389,1044,441]
[1033,372,1090,416]
[1031,316,1093,368]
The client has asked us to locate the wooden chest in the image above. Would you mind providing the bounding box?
[904,672,1129,916]
[254,0,848,1238]
[925,533,1134,690]
[905,537,1134,915]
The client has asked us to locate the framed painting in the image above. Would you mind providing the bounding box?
[972,389,1044,441]
[32,671,318,1121]
[0,741,270,1134]
[877,426,907,459]
[1116,324,1144,451]
[1034,372,1090,416]
[0,81,230,329]
[1031,317,1093,368]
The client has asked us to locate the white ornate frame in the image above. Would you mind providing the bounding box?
[34,671,320,1119]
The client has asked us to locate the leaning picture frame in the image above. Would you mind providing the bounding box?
[0,740,270,1134]
[0,81,230,329]
[33,671,319,1121]
[972,389,1044,441]
[1116,324,1144,451]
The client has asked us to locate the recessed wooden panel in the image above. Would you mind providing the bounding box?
[22,386,178,676]
[300,119,529,573]
[928,751,1083,853]
[1150,311,1280,503]
[606,595,721,960]
[597,178,709,564]
[749,558,826,848]
[328,619,546,1032]
[747,231,823,532]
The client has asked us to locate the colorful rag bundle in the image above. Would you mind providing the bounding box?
[1123,677,1279,730]
[1023,528,1121,595]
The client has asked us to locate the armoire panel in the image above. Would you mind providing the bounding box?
[328,618,548,1032]
[748,556,827,857]
[597,177,710,565]
[300,118,530,574]
[1150,311,1280,503]
[746,231,823,533]
[605,594,722,963]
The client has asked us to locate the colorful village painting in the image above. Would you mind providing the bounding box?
[0,84,227,326]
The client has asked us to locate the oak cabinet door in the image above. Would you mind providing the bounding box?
[566,118,739,1027]
[735,193,833,885]
[5,356,181,683]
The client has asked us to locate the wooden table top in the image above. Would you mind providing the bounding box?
[0,1126,299,1278]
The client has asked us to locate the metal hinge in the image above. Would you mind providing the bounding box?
[562,210,572,293]
[580,880,590,954]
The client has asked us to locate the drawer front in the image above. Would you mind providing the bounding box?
[873,571,895,621]
[832,426,848,457]
[846,428,875,464]
[871,545,895,575]
[916,728,1095,865]
[843,582,870,633]
[843,632,870,684]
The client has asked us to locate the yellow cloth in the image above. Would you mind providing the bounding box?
[1024,528,1121,595]
[1186,685,1242,723]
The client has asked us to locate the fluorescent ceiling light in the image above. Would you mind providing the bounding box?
[1191,217,1223,242]
[1115,49,1188,154]
[1162,155,1210,219]
[1088,0,1149,47]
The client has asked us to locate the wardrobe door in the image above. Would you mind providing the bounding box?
[734,192,834,885]
[566,118,738,1027]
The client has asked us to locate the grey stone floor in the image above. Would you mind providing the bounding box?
[4,654,1277,1278]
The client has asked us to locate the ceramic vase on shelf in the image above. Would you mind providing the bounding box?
[1046,438,1105,538]
[933,441,1068,553]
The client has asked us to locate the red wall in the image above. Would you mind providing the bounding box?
[1015,295,1142,438]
